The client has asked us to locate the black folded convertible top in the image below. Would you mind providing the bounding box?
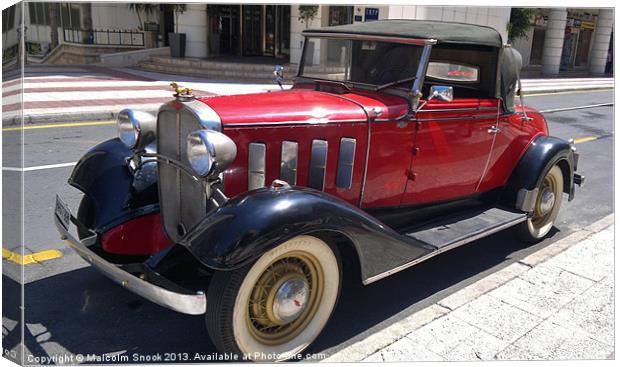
[304,19,503,48]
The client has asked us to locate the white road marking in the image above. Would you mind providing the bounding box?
[2,162,77,172]
[539,103,614,113]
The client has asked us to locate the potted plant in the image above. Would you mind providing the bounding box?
[128,4,159,48]
[298,5,318,65]
[507,8,536,43]
[169,4,187,58]
[128,4,158,30]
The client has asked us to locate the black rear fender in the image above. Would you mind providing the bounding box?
[503,135,576,207]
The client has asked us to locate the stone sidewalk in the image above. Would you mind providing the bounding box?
[324,214,614,362]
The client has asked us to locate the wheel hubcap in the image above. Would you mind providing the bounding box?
[532,172,559,227]
[538,190,555,215]
[272,277,309,323]
[246,252,324,345]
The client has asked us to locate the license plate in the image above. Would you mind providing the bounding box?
[55,195,71,231]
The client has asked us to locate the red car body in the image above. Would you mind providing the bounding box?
[56,20,583,361]
[200,87,548,209]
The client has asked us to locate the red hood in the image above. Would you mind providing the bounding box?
[196,89,408,126]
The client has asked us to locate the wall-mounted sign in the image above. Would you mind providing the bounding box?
[581,21,595,30]
[144,22,159,32]
[355,15,363,22]
[365,8,379,22]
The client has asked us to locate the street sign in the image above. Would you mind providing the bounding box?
[365,8,379,22]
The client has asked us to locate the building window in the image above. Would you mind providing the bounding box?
[329,6,353,26]
[28,2,53,26]
[61,3,81,29]
[2,5,16,33]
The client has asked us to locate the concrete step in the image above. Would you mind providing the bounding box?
[137,61,281,83]
[149,56,295,72]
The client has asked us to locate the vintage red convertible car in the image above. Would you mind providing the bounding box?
[55,20,583,361]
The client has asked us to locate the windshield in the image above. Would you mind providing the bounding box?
[299,37,423,88]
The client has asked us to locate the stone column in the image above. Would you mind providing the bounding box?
[289,5,324,65]
[176,4,208,58]
[589,9,613,75]
[541,8,567,75]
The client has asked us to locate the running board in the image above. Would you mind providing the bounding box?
[363,207,527,284]
[406,207,527,249]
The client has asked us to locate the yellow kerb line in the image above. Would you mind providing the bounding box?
[2,248,63,265]
[573,136,598,144]
[2,120,115,132]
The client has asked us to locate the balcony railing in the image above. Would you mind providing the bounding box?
[62,28,145,47]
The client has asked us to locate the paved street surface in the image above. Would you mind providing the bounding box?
[1,65,614,124]
[1,86,614,363]
[2,66,284,124]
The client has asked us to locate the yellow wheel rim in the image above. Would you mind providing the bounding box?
[532,172,559,227]
[246,250,324,345]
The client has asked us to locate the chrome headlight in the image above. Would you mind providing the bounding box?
[187,130,237,177]
[117,109,156,149]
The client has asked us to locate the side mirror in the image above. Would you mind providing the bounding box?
[273,65,284,90]
[429,85,453,102]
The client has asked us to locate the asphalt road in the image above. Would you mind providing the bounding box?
[2,90,613,363]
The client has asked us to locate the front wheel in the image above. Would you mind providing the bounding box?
[206,235,341,361]
[517,165,564,243]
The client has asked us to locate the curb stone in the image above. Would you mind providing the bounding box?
[438,262,530,311]
[321,213,614,362]
[518,213,614,268]
[322,304,450,362]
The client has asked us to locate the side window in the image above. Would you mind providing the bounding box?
[426,61,479,83]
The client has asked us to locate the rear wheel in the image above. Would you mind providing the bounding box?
[206,235,341,361]
[517,165,564,243]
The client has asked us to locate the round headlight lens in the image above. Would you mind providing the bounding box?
[187,129,237,177]
[187,130,215,177]
[117,109,156,149]
[117,110,139,148]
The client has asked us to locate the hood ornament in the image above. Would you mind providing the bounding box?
[170,82,194,101]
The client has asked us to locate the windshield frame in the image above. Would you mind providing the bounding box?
[296,35,434,91]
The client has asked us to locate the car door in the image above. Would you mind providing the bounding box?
[476,104,546,193]
[401,98,499,205]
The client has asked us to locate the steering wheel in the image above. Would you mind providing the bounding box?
[375,68,406,85]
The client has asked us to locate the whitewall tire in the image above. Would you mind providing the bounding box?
[206,235,341,361]
[518,165,564,243]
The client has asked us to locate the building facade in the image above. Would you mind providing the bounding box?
[175,4,512,64]
[512,8,613,75]
[7,3,614,76]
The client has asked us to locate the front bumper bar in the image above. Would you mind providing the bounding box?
[54,199,206,315]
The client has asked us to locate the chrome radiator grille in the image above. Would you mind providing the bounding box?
[157,101,211,242]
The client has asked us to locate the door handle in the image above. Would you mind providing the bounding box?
[488,125,501,134]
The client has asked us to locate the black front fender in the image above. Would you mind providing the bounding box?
[180,186,433,281]
[69,138,159,233]
[503,135,576,206]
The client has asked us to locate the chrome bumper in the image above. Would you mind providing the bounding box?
[53,200,207,315]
